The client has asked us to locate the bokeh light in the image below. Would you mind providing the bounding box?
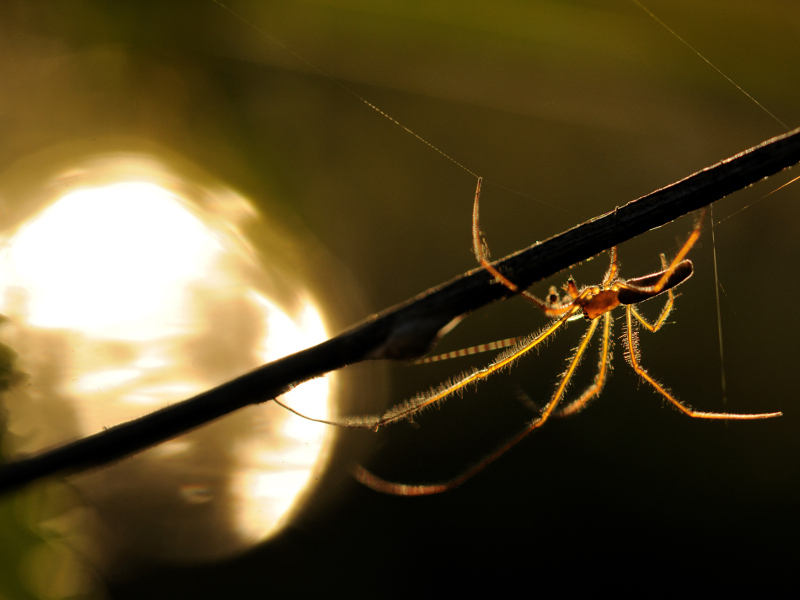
[0,153,336,581]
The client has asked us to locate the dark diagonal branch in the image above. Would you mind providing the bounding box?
[1,127,799,495]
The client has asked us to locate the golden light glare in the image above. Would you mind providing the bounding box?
[0,157,336,567]
[5,182,219,338]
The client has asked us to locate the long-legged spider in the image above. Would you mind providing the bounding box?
[277,178,781,495]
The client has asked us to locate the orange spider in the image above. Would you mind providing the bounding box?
[278,178,781,495]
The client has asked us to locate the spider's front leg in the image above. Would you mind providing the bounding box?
[471,177,574,317]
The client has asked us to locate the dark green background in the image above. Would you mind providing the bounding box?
[1,0,798,596]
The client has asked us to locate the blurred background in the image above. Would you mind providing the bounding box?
[1,0,798,597]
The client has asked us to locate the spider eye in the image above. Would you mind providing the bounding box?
[547,286,560,305]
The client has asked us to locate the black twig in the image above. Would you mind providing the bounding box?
[1,127,799,495]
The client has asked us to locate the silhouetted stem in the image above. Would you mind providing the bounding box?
[1,127,799,495]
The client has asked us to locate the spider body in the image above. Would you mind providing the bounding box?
[554,258,692,323]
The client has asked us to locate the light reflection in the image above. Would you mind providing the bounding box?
[4,182,219,338]
[0,154,335,570]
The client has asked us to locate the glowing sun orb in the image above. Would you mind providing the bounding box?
[0,159,335,568]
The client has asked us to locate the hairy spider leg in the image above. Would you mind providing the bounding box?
[550,243,623,417]
[472,177,574,316]
[624,302,780,420]
[354,312,603,495]
[413,336,524,364]
[556,311,613,417]
[275,302,582,429]
[626,253,675,332]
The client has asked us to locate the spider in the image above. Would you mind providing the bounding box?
[277,178,782,495]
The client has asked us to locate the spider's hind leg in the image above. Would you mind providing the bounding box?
[629,256,676,333]
[623,305,781,421]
